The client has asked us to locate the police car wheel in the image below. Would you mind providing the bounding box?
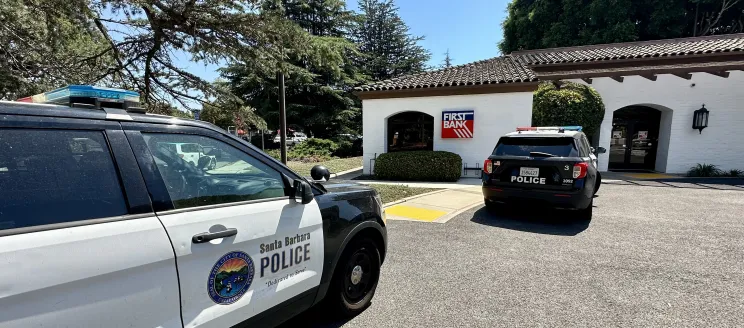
[331,238,380,315]
[595,172,602,194]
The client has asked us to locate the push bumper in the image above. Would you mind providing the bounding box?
[482,185,592,210]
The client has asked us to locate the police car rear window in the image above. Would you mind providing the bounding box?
[492,137,578,157]
[0,129,128,231]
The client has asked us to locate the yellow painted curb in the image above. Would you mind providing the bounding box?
[385,204,448,222]
[624,173,677,179]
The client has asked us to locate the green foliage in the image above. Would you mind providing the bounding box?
[727,169,743,177]
[499,0,744,53]
[686,163,721,177]
[352,0,431,81]
[0,0,110,99]
[292,138,339,158]
[224,0,365,138]
[201,96,267,131]
[374,151,462,182]
[263,139,338,162]
[532,81,605,138]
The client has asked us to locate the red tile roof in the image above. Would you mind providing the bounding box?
[513,34,744,65]
[356,56,537,91]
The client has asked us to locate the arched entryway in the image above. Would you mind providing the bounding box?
[386,111,434,152]
[609,105,670,171]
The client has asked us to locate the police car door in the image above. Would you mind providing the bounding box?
[124,124,324,328]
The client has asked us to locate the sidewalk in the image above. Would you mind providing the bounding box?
[383,186,483,223]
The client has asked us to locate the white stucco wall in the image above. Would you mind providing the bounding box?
[362,92,534,175]
[570,71,744,173]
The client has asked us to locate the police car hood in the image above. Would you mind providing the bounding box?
[320,180,375,193]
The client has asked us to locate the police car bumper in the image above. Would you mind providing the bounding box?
[482,185,592,210]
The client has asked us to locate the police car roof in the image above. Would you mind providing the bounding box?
[0,100,218,131]
[504,130,583,138]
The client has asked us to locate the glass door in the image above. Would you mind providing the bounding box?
[608,123,627,169]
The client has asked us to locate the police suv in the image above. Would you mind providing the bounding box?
[0,86,387,328]
[482,126,605,219]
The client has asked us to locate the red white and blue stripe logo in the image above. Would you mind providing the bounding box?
[442,110,474,138]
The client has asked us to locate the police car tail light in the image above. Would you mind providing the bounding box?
[573,162,588,179]
[483,159,492,174]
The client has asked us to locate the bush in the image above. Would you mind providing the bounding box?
[333,139,363,157]
[374,151,462,182]
[263,148,330,163]
[728,169,743,177]
[687,163,721,177]
[292,138,338,158]
[533,81,605,138]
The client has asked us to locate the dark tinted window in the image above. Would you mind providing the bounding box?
[492,137,579,157]
[0,129,128,231]
[143,133,286,210]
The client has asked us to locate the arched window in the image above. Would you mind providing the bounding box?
[387,112,434,152]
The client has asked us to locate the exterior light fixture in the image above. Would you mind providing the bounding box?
[692,105,709,134]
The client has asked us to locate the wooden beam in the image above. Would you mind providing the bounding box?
[610,76,624,83]
[672,73,692,80]
[705,71,730,78]
[640,74,657,81]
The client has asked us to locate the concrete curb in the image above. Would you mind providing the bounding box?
[433,201,483,223]
[382,188,448,208]
[330,166,362,178]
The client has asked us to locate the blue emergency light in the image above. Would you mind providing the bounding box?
[17,85,143,112]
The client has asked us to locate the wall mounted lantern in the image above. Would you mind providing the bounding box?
[692,105,709,134]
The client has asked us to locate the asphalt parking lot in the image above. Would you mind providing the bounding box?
[285,182,744,327]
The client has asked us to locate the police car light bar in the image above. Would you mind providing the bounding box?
[516,126,583,132]
[17,85,143,112]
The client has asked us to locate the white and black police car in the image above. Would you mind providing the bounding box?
[0,86,386,328]
[482,126,605,219]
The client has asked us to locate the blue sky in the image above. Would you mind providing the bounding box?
[182,0,511,82]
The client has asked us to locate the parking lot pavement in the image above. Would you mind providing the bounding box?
[284,183,744,328]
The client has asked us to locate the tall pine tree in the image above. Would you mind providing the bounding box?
[353,0,431,81]
[224,0,364,137]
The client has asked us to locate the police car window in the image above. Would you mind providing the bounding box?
[143,133,286,210]
[0,129,128,231]
[492,137,579,157]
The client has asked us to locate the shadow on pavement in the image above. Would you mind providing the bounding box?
[277,303,362,328]
[470,206,591,236]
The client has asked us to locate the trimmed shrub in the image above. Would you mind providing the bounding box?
[333,139,363,157]
[292,138,338,158]
[374,151,462,182]
[533,81,605,138]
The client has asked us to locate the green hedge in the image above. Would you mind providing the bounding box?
[533,81,605,138]
[374,151,462,182]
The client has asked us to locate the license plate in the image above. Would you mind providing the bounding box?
[520,167,539,177]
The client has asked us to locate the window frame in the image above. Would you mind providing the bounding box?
[121,121,302,214]
[0,114,153,237]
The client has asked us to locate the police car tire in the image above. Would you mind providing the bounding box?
[484,199,501,212]
[595,172,602,193]
[329,238,381,316]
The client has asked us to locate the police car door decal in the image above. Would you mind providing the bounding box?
[156,198,324,328]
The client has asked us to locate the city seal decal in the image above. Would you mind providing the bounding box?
[208,251,255,305]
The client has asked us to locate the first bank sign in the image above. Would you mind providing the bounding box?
[442,110,474,138]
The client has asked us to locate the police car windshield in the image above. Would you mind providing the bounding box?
[493,137,578,157]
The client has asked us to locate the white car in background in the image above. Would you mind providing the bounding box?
[158,142,217,170]
[273,131,308,145]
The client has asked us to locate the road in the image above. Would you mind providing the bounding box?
[284,182,744,327]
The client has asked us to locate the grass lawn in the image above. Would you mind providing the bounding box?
[368,184,441,204]
[287,156,362,176]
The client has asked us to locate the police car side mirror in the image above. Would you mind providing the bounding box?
[595,147,607,154]
[292,180,314,204]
